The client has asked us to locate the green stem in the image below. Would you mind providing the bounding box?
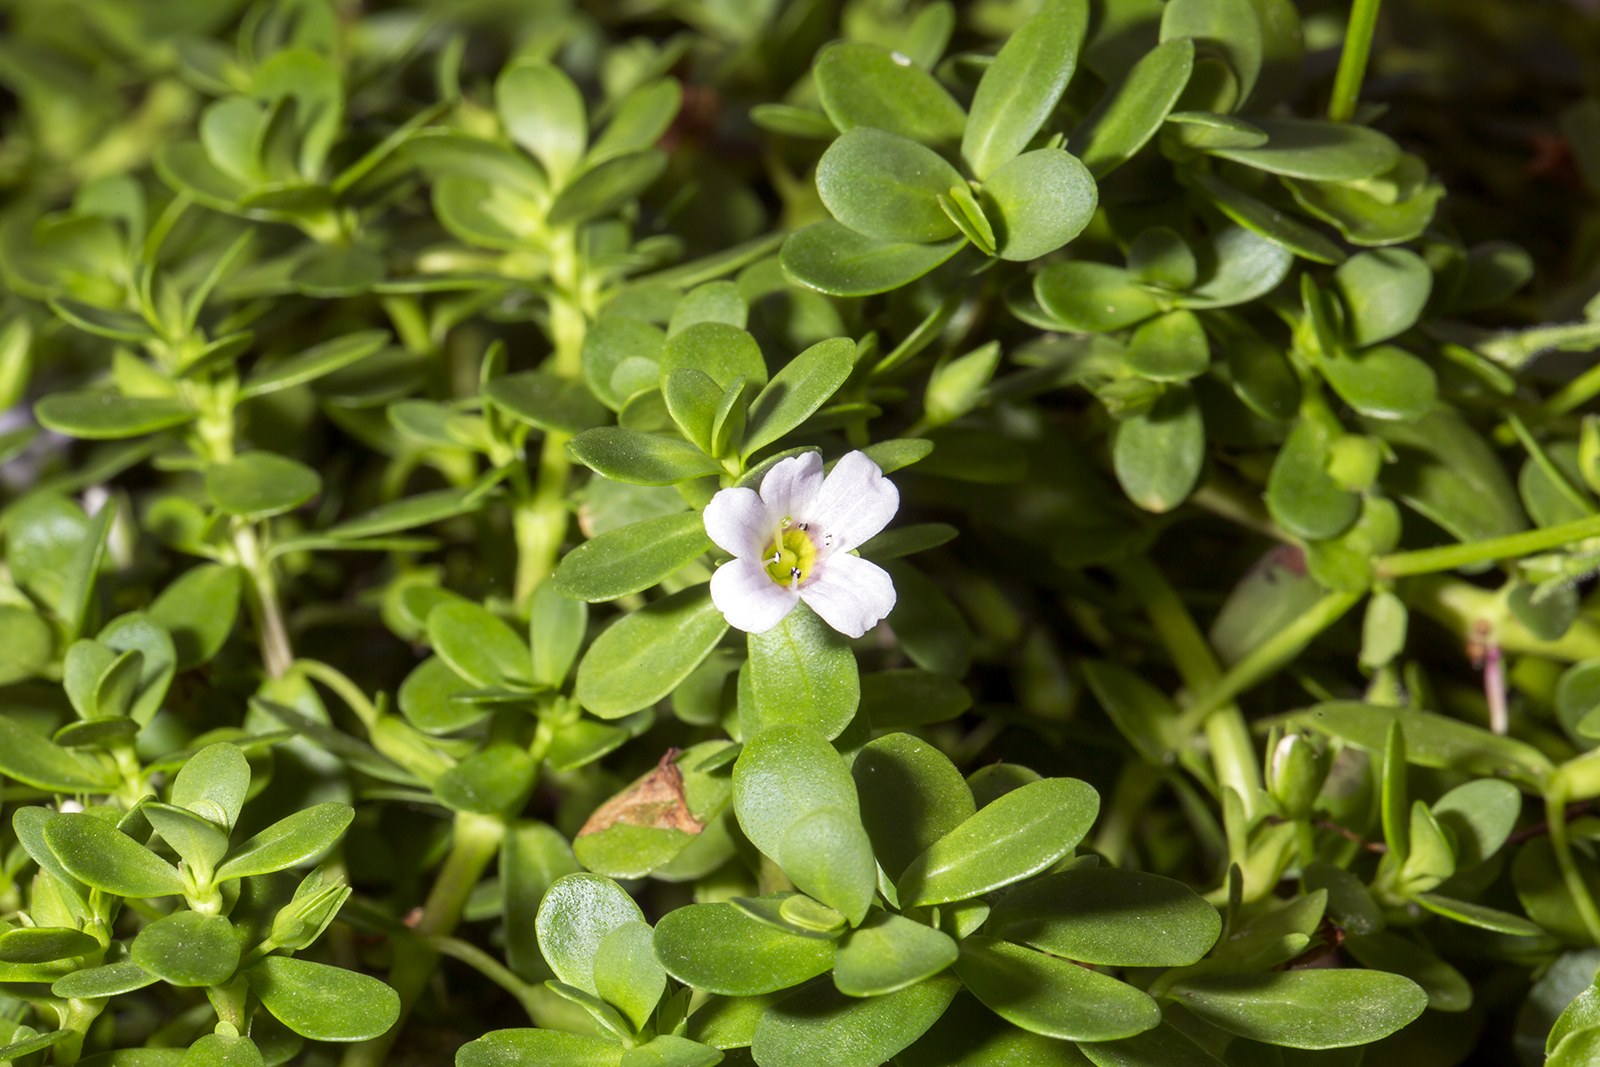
[1546,790,1600,945]
[1377,513,1600,578]
[426,935,568,1026]
[1178,591,1364,732]
[233,523,293,680]
[1328,0,1383,122]
[340,812,505,1067]
[1402,574,1600,661]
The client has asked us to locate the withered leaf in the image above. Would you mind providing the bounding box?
[578,748,705,837]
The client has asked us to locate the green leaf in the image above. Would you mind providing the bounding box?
[743,338,855,458]
[1209,118,1401,181]
[1364,405,1527,543]
[485,370,609,435]
[814,43,966,151]
[0,714,118,792]
[1081,659,1183,764]
[897,777,1099,906]
[1286,163,1444,247]
[1125,311,1210,381]
[584,317,666,412]
[900,990,1100,1067]
[621,1036,722,1067]
[1343,930,1471,1012]
[51,960,159,1000]
[1113,384,1204,512]
[1299,702,1553,788]
[1549,975,1600,1055]
[404,130,547,199]
[663,368,725,453]
[1316,344,1437,421]
[132,910,240,987]
[733,724,860,861]
[205,453,321,519]
[834,912,957,997]
[1432,778,1521,869]
[988,867,1219,966]
[427,600,533,689]
[750,104,838,139]
[816,128,964,244]
[1333,248,1433,346]
[535,873,645,995]
[1189,174,1345,264]
[653,903,835,995]
[397,656,488,734]
[0,605,53,685]
[1167,970,1428,1049]
[434,745,536,815]
[181,1033,265,1067]
[530,582,588,687]
[144,801,230,873]
[1264,416,1361,541]
[981,149,1097,261]
[457,1030,623,1067]
[98,612,177,726]
[1034,262,1158,332]
[1224,335,1299,420]
[497,61,586,186]
[291,245,385,298]
[171,741,251,829]
[660,322,767,391]
[247,956,401,1042]
[884,561,975,677]
[781,222,965,297]
[1077,1022,1228,1067]
[962,0,1088,178]
[574,584,728,718]
[594,920,667,1032]
[858,668,971,727]
[555,512,712,603]
[1160,0,1263,105]
[51,297,159,342]
[214,803,354,881]
[36,392,195,439]
[747,602,859,740]
[0,926,99,963]
[1164,111,1267,149]
[853,733,974,881]
[1071,38,1194,177]
[44,813,183,898]
[569,427,725,485]
[956,935,1160,1041]
[325,485,484,539]
[778,806,876,925]
[1172,226,1293,309]
[591,79,682,165]
[751,974,959,1067]
[548,151,667,227]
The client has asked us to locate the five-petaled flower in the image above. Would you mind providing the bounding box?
[703,451,898,638]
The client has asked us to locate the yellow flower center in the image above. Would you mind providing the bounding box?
[764,524,818,586]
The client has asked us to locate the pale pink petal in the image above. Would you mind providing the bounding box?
[758,451,824,521]
[702,487,769,558]
[812,452,899,552]
[711,557,799,633]
[800,553,896,639]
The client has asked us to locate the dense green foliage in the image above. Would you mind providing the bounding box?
[5,0,1600,1064]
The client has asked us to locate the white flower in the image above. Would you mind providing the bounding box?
[703,451,899,638]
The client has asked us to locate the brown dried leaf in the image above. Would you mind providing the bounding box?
[578,748,705,837]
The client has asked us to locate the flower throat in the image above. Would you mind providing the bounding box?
[764,519,818,587]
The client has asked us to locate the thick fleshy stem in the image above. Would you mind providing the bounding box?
[1329,0,1383,123]
[340,812,506,1067]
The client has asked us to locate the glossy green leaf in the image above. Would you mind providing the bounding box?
[574,584,728,718]
[0,926,99,963]
[594,920,666,1032]
[1113,384,1204,512]
[1160,0,1263,105]
[746,602,859,740]
[1034,262,1158,332]
[1333,248,1432,346]
[816,127,963,244]
[435,745,536,816]
[652,903,834,995]
[1317,344,1437,421]
[555,512,712,602]
[0,715,118,792]
[1343,930,1471,1012]
[956,936,1160,1041]
[52,960,159,999]
[781,222,965,297]
[1081,43,1196,177]
[205,453,321,519]
[987,867,1221,966]
[962,0,1088,179]
[36,392,195,439]
[484,371,609,435]
[898,990,1098,1067]
[834,912,957,996]
[621,1035,721,1067]
[1209,118,1400,180]
[591,79,682,165]
[1167,970,1428,1049]
[897,777,1099,906]
[214,803,353,881]
[1286,162,1444,247]
[44,813,183,897]
[1077,1022,1227,1067]
[853,733,974,881]
[814,43,966,151]
[568,427,724,486]
[1190,173,1344,264]
[427,600,532,689]
[732,724,859,860]
[548,151,668,227]
[457,1030,623,1067]
[497,61,586,186]
[1265,416,1361,541]
[981,149,1097,262]
[247,956,401,1042]
[1365,406,1528,543]
[857,668,971,727]
[1125,311,1210,381]
[751,974,959,1067]
[535,873,644,996]
[1432,778,1521,869]
[743,338,855,458]
[1173,226,1293,309]
[779,806,876,925]
[659,322,768,391]
[132,911,240,987]
[144,801,230,873]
